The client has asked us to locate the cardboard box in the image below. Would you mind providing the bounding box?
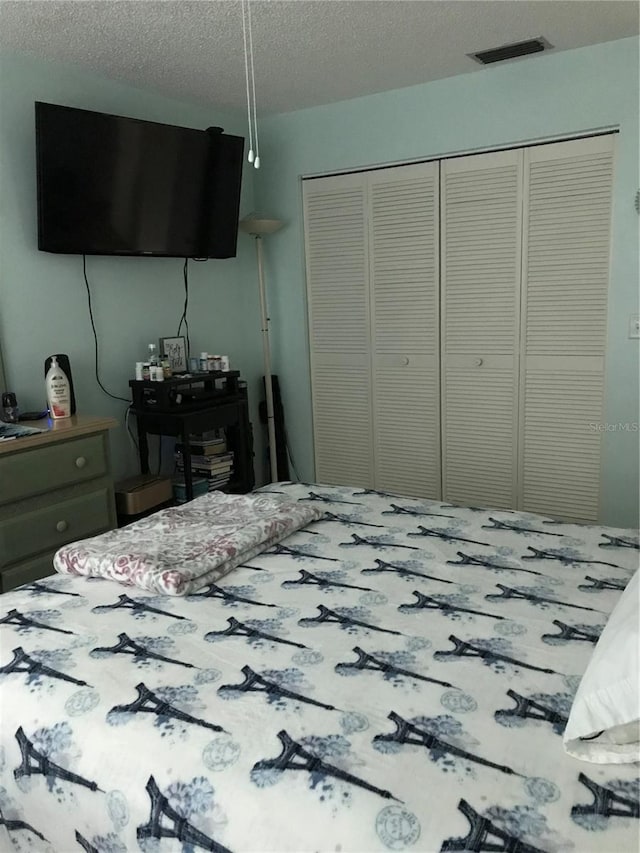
[115,475,173,516]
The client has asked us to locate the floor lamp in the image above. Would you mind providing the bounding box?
[239,216,283,483]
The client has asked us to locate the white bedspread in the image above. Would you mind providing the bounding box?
[0,482,638,852]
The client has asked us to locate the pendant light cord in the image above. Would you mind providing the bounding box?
[247,0,260,168]
[241,0,254,162]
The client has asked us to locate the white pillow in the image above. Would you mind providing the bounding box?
[563,568,639,764]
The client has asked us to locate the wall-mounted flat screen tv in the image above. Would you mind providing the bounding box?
[35,102,244,259]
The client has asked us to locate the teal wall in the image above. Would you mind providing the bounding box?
[256,37,640,527]
[0,51,266,483]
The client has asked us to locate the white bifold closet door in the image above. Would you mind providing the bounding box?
[519,135,614,522]
[304,162,440,496]
[303,173,374,487]
[304,135,613,519]
[440,149,523,509]
[368,162,440,497]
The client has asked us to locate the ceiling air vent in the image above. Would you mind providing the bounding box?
[470,37,553,65]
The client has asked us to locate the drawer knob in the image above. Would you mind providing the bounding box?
[475,358,484,367]
[401,357,410,366]
[56,520,68,533]
[75,456,87,469]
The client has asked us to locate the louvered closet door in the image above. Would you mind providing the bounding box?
[368,162,441,498]
[441,150,523,508]
[519,135,614,522]
[303,173,374,487]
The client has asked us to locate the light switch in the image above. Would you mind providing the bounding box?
[629,315,640,339]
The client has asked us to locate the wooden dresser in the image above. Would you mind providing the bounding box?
[0,415,118,592]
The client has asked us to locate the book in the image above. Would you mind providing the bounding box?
[177,457,232,468]
[176,439,227,455]
[174,450,233,465]
[178,465,233,480]
[207,476,230,487]
[188,430,225,443]
[0,423,44,440]
[180,469,230,488]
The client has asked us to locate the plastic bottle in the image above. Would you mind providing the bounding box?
[1,392,19,423]
[45,355,72,419]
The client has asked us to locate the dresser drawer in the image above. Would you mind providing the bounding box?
[0,434,107,505]
[1,552,57,593]
[0,487,112,567]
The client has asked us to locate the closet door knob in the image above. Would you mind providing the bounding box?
[401,357,410,366]
[475,358,484,367]
[56,520,68,533]
[75,456,87,469]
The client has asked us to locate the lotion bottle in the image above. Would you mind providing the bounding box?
[46,355,72,419]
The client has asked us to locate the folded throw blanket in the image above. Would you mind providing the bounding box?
[53,491,323,595]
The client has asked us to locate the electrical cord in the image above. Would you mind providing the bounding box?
[176,258,191,360]
[125,405,139,451]
[284,426,301,482]
[83,255,130,404]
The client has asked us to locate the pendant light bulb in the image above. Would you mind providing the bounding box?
[248,149,255,164]
[254,155,260,169]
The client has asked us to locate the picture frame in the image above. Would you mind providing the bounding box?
[159,336,187,373]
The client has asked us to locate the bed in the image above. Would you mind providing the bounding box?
[0,482,638,853]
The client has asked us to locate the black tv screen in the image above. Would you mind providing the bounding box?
[35,102,244,258]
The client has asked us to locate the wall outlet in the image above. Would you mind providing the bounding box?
[629,315,640,339]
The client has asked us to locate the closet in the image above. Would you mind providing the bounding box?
[303,134,614,521]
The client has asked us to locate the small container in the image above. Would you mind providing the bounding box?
[219,355,230,371]
[152,365,164,382]
[161,358,172,379]
[199,351,208,372]
[1,392,19,423]
[115,475,173,516]
[135,362,144,381]
[172,476,209,504]
[189,357,199,373]
[207,355,216,372]
[142,363,151,381]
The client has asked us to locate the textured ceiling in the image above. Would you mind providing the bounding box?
[0,0,637,115]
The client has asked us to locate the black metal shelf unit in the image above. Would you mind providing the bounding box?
[129,371,254,502]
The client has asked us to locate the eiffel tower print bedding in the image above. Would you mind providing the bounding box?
[0,482,638,853]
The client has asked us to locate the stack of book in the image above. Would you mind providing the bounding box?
[174,432,234,492]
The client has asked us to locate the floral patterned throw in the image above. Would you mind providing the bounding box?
[53,491,323,595]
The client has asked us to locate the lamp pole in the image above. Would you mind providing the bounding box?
[239,217,283,483]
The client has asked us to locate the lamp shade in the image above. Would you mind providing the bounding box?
[239,216,283,236]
